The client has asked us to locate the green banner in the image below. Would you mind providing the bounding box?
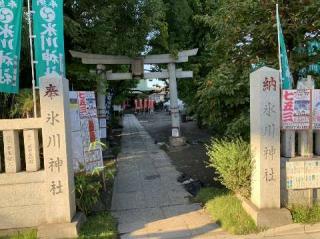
[0,1,23,94]
[33,0,65,85]
[276,9,293,90]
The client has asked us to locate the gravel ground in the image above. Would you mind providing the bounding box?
[137,111,218,187]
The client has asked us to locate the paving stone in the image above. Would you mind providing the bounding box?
[146,217,191,239]
[112,191,146,210]
[111,115,221,239]
[161,204,202,218]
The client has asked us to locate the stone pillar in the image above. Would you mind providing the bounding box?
[3,130,20,173]
[168,63,180,137]
[250,67,281,209]
[96,65,107,141]
[168,63,186,147]
[23,129,40,172]
[39,74,76,224]
[281,132,295,158]
[297,76,314,157]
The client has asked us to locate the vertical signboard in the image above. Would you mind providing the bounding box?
[0,0,23,93]
[33,0,65,85]
[70,91,103,173]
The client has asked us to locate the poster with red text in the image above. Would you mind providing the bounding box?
[69,91,103,173]
[282,90,312,130]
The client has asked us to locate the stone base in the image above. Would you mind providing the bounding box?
[169,136,186,147]
[38,213,86,239]
[240,196,292,229]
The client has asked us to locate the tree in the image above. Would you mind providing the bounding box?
[64,0,166,102]
[151,0,320,138]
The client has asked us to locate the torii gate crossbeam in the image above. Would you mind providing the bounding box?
[70,49,198,147]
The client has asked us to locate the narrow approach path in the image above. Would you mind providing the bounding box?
[111,114,223,239]
[111,115,320,239]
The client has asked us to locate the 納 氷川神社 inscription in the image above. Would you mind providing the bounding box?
[250,67,281,209]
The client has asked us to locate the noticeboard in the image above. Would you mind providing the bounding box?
[69,91,103,172]
[282,90,312,130]
[287,160,320,190]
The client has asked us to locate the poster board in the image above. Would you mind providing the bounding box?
[287,160,320,190]
[282,90,312,130]
[69,91,103,172]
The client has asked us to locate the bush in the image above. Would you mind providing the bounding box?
[75,171,102,215]
[206,138,252,198]
[290,204,320,224]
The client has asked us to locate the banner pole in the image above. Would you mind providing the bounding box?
[27,0,37,118]
[276,4,283,85]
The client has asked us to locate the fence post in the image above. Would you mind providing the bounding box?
[3,130,21,173]
[23,129,40,172]
[297,76,314,157]
[281,131,295,158]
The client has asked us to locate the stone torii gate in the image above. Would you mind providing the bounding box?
[70,49,198,146]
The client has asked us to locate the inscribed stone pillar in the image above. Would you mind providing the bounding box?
[168,63,181,137]
[3,130,20,173]
[39,74,76,224]
[23,129,40,172]
[250,67,281,209]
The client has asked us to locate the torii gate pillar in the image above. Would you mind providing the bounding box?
[168,63,186,147]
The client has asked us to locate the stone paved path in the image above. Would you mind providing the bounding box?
[111,114,224,239]
[111,114,320,239]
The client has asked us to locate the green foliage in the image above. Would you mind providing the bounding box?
[206,138,252,198]
[79,212,118,239]
[195,187,259,235]
[150,0,320,138]
[0,93,14,119]
[75,171,103,215]
[290,204,320,224]
[10,89,35,118]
